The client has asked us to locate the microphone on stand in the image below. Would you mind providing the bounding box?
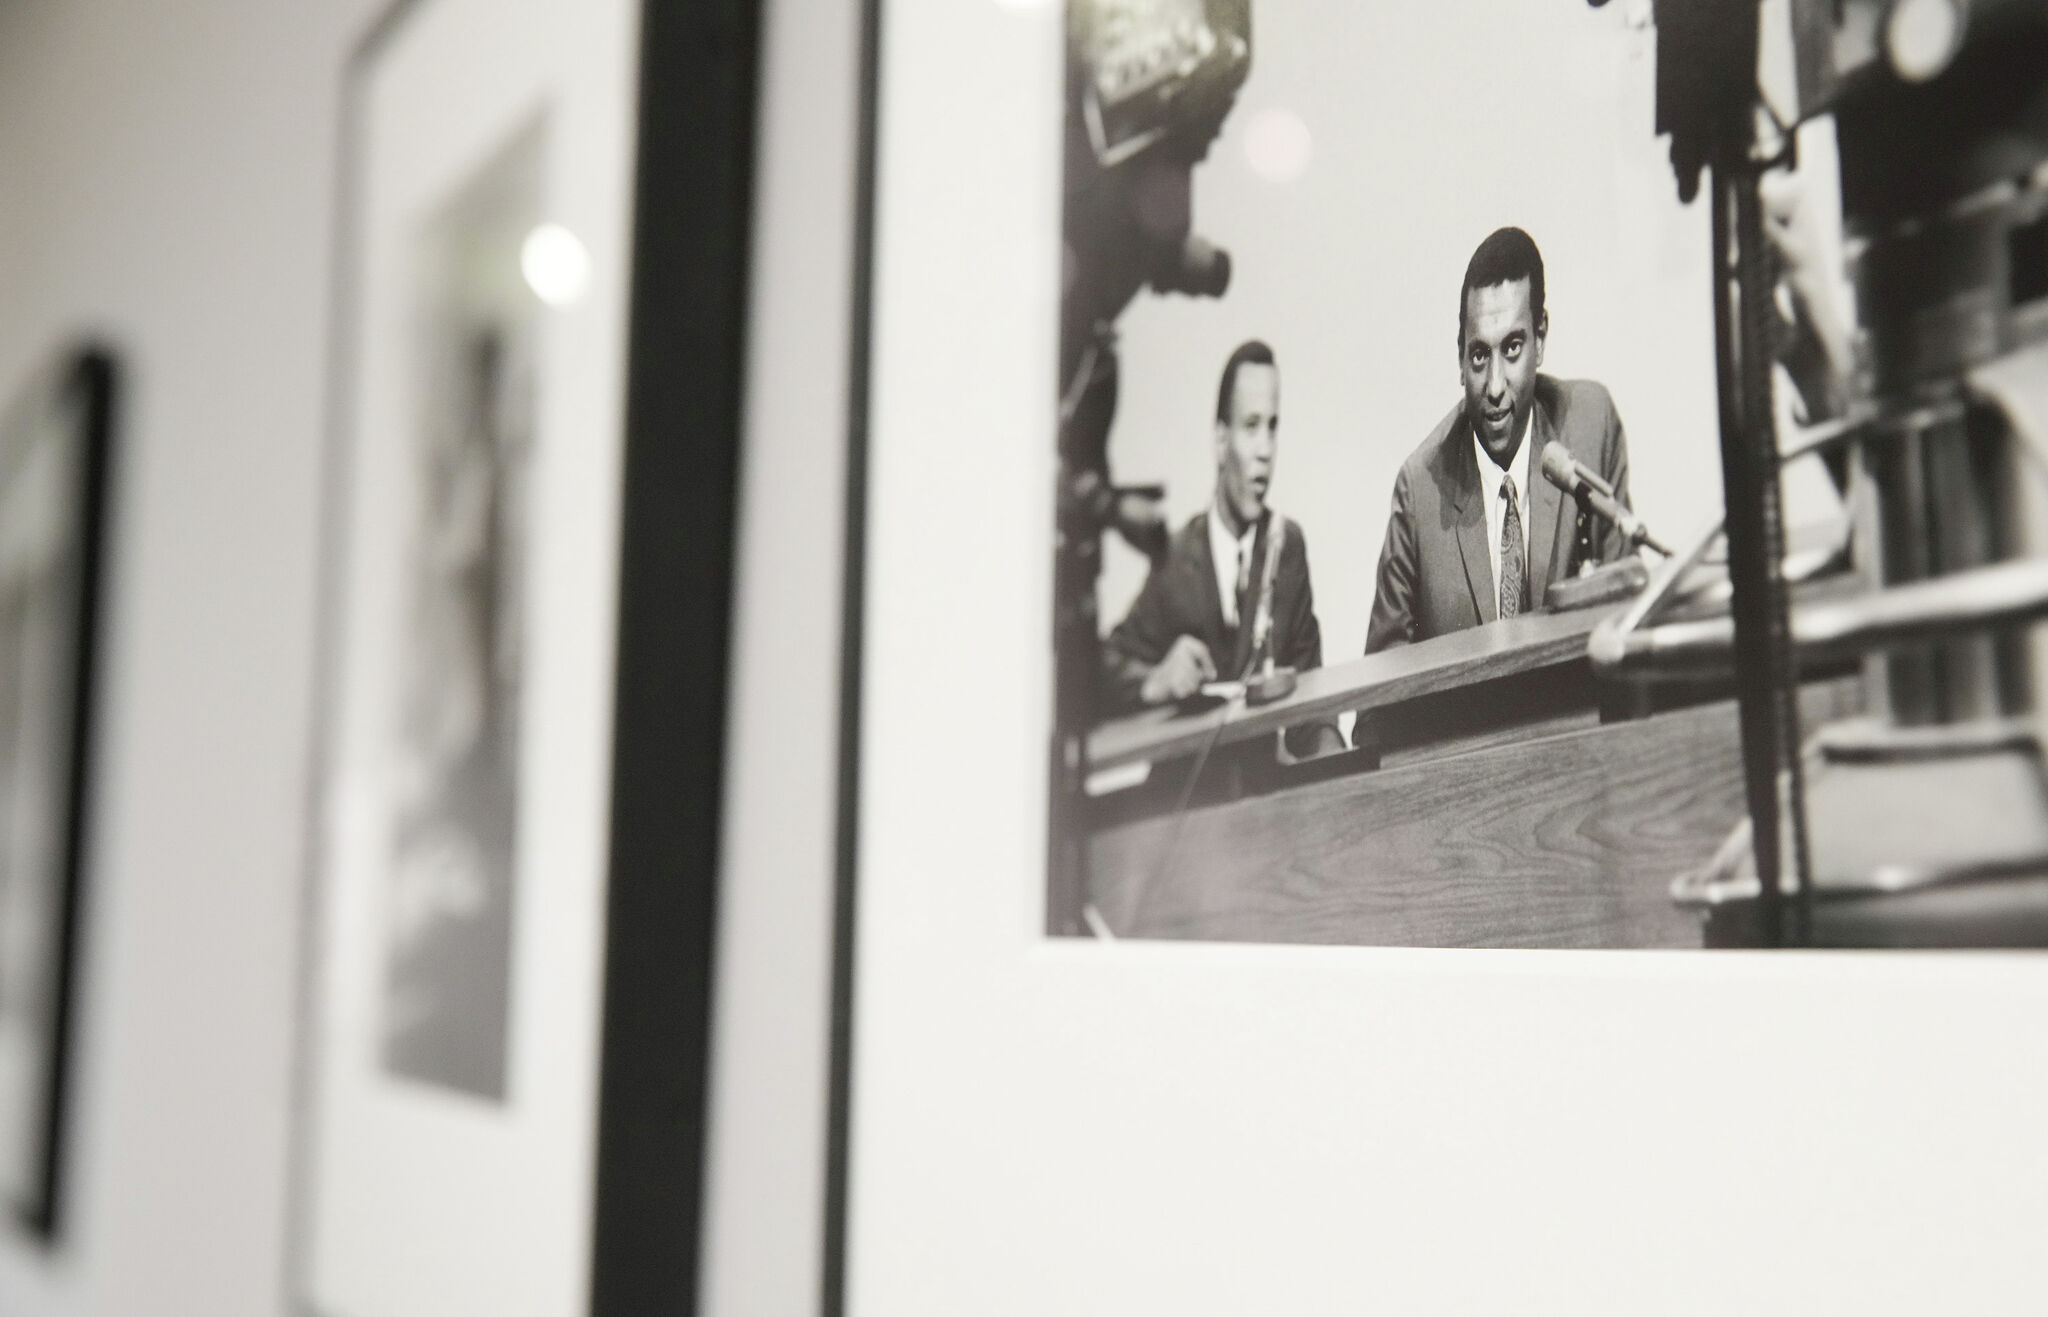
[1540,442,1671,556]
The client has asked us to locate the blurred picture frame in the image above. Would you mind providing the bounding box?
[295,0,758,1312]
[0,347,113,1240]
[297,0,634,1309]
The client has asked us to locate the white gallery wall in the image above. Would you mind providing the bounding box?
[0,0,449,1312]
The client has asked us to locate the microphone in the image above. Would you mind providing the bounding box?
[1540,442,1670,556]
[1150,234,1232,299]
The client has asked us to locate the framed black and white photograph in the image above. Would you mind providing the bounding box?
[0,349,111,1239]
[297,0,641,1311]
[814,1,2048,1310]
[1044,0,2047,952]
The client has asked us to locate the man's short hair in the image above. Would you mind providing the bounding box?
[1458,226,1546,343]
[1215,338,1277,423]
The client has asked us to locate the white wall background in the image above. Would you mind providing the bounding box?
[1099,0,1722,660]
[0,0,426,1312]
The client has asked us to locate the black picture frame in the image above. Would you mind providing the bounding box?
[590,1,765,1314]
[824,1,882,1313]
[0,346,115,1240]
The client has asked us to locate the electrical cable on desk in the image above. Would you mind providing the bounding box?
[1125,699,1238,933]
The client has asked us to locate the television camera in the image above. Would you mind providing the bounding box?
[1051,0,1252,930]
[1591,0,2048,945]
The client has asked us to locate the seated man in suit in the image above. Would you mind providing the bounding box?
[1365,226,1636,652]
[1103,340,1344,757]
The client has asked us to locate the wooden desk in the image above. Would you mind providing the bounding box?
[1083,610,1861,948]
[1088,608,1606,772]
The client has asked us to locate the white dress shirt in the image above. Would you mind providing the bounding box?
[1473,420,1533,605]
[1207,500,1259,628]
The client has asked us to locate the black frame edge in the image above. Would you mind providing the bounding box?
[822,0,884,1312]
[589,1,766,1314]
[15,347,119,1241]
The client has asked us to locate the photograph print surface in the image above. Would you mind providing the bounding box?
[378,119,543,1101]
[1047,0,2028,950]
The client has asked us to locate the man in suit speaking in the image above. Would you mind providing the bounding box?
[1365,226,1637,652]
[1103,339,1343,757]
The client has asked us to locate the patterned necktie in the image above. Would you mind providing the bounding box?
[1499,475,1525,620]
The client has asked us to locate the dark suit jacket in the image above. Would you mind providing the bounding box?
[1103,510,1338,753]
[1365,375,1634,653]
